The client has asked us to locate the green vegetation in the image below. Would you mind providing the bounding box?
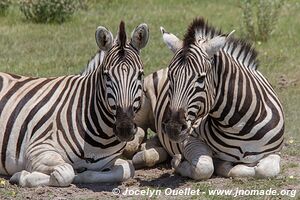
[19,0,85,23]
[0,0,299,199]
[0,0,10,15]
[240,0,283,41]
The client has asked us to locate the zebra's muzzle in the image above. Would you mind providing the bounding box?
[162,121,189,143]
[114,122,137,142]
[114,106,137,142]
[162,107,189,142]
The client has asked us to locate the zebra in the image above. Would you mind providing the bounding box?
[0,21,149,187]
[133,17,284,180]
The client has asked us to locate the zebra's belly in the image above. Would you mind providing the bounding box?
[214,151,265,164]
[211,140,281,164]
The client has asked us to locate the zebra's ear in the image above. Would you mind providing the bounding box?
[204,30,235,58]
[160,26,183,53]
[130,23,149,51]
[95,26,113,51]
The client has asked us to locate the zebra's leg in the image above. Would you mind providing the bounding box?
[214,154,280,178]
[255,154,281,178]
[10,151,75,187]
[10,171,51,187]
[132,135,169,169]
[214,159,256,178]
[123,127,145,159]
[73,158,134,183]
[173,137,214,180]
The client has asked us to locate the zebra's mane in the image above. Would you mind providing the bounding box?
[183,17,259,70]
[118,21,127,57]
[80,50,103,76]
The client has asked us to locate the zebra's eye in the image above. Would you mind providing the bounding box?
[197,74,206,83]
[195,74,206,88]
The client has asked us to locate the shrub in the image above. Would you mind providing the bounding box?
[0,0,10,16]
[19,0,84,23]
[240,0,283,42]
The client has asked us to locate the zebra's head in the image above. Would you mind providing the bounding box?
[95,21,149,142]
[161,18,233,142]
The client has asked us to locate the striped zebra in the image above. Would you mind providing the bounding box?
[0,21,149,187]
[133,17,284,179]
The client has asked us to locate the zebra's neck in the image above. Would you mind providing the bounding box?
[77,59,116,141]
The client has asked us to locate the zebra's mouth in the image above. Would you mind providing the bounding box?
[162,121,190,143]
[113,106,137,142]
[114,122,137,142]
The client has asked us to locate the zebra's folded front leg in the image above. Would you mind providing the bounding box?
[132,147,169,169]
[10,151,75,187]
[132,136,169,169]
[173,156,214,180]
[214,159,255,178]
[123,127,145,159]
[73,158,134,183]
[214,154,280,178]
[255,154,281,178]
[10,170,51,187]
[174,137,214,180]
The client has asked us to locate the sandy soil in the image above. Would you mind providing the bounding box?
[0,153,299,200]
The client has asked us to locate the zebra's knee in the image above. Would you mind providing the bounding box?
[49,163,75,187]
[171,154,182,169]
[255,154,281,178]
[192,155,214,180]
[123,127,145,159]
[133,147,168,168]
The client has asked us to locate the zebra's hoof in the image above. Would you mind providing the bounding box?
[9,170,30,186]
[171,154,182,169]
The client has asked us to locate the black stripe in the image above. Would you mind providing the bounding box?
[243,139,284,157]
[16,78,65,160]
[152,72,159,97]
[0,76,3,92]
[66,78,85,157]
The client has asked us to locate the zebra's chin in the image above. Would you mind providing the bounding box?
[168,132,188,143]
[162,122,189,143]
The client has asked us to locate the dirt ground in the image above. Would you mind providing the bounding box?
[0,152,299,200]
